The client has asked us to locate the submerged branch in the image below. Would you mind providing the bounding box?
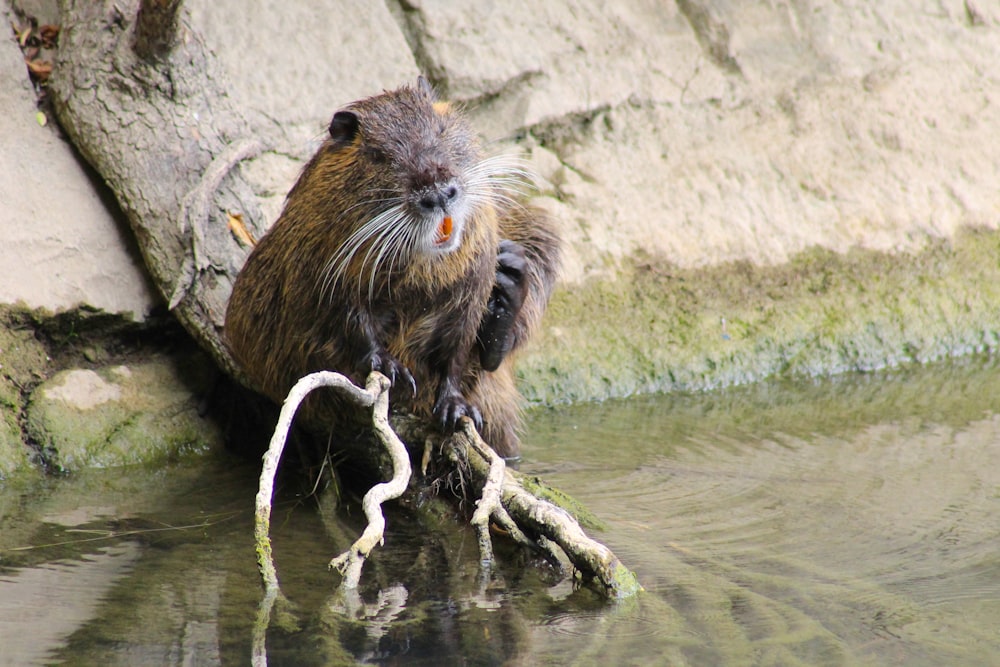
[449,421,643,599]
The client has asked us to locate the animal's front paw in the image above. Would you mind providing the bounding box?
[362,349,416,398]
[493,239,527,314]
[477,239,528,371]
[433,386,483,433]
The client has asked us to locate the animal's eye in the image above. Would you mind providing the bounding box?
[367,147,388,164]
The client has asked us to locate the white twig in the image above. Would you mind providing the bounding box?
[327,373,412,589]
[460,421,537,551]
[458,421,642,597]
[253,370,641,602]
[469,419,506,565]
[254,371,389,593]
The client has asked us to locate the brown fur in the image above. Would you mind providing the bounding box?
[225,81,559,457]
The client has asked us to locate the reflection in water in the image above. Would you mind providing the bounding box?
[0,543,141,666]
[1,356,999,665]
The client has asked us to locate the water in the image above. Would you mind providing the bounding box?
[1,356,999,665]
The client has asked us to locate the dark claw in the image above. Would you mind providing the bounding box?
[491,272,520,312]
[400,366,417,398]
[468,404,483,431]
[364,350,416,398]
[497,239,527,280]
[433,390,482,433]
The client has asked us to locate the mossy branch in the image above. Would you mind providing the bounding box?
[449,419,643,598]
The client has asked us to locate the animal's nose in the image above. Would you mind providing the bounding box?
[419,184,459,211]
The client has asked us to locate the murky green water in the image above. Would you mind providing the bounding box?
[2,356,999,666]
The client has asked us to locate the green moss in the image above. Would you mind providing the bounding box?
[515,471,607,531]
[0,310,50,479]
[0,309,51,393]
[0,408,31,480]
[25,360,224,472]
[517,227,1000,405]
[609,561,644,599]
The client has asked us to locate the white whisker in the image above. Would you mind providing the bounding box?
[320,202,409,303]
[464,153,536,215]
[382,222,420,301]
[364,217,416,301]
[317,150,538,306]
[343,193,405,216]
[360,210,413,301]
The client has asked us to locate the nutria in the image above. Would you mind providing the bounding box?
[224,79,560,458]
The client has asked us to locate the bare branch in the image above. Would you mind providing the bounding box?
[133,0,183,61]
[456,421,543,559]
[469,423,506,565]
[328,375,412,589]
[255,371,388,593]
[452,422,643,598]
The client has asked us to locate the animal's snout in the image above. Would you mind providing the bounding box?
[418,184,459,212]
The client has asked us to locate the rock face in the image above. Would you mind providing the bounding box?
[25,358,223,471]
[185,0,1000,402]
[392,0,1000,280]
[0,1,158,320]
[2,0,1000,469]
[6,0,1000,297]
[181,0,1000,283]
[198,1,1000,283]
[4,0,997,308]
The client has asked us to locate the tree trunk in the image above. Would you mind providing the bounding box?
[51,0,267,379]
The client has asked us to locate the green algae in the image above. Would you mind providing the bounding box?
[515,471,607,531]
[517,227,1000,405]
[24,360,224,472]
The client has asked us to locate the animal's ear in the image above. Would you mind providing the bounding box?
[417,75,437,100]
[418,75,451,114]
[329,111,359,144]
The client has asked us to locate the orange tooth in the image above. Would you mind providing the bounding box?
[437,216,453,243]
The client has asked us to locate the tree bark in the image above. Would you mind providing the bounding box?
[51,0,267,379]
[133,0,184,61]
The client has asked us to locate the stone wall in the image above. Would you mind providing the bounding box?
[192,0,1000,282]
